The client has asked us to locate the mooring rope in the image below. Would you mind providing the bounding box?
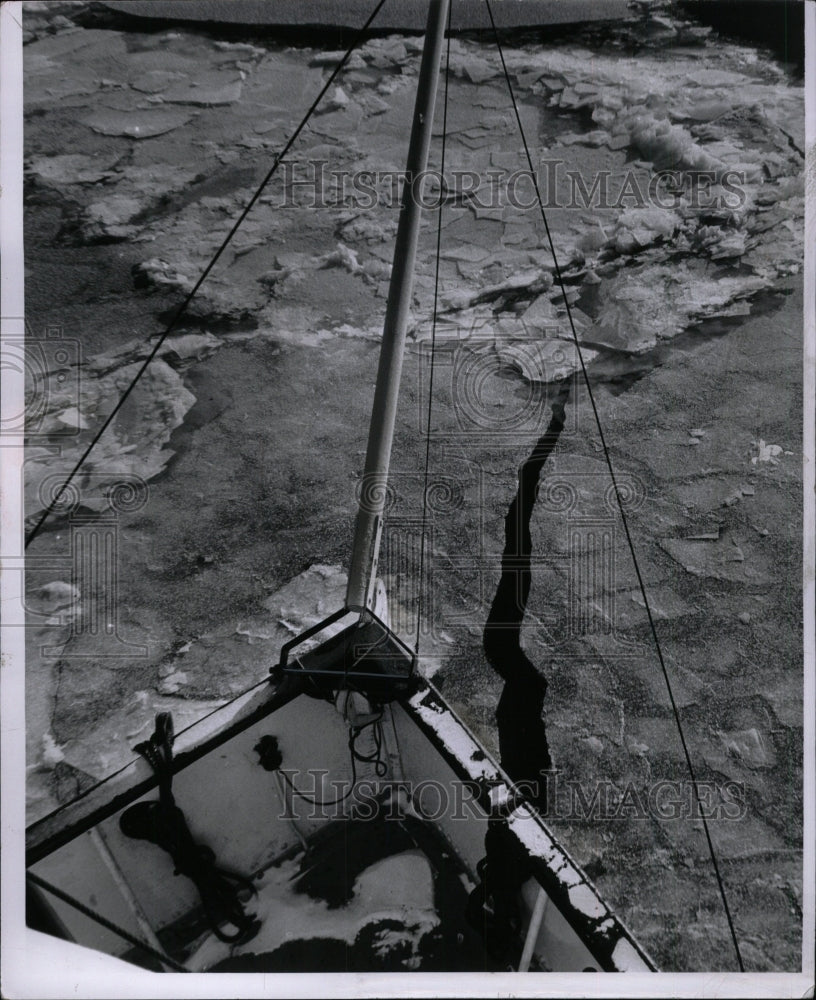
[29,674,271,824]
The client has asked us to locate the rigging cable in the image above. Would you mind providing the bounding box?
[415,0,453,654]
[26,870,190,973]
[483,0,744,971]
[24,0,388,550]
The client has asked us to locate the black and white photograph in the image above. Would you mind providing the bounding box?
[1,0,813,996]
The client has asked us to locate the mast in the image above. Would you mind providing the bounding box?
[346,0,450,610]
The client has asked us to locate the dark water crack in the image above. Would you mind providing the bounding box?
[483,382,570,795]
